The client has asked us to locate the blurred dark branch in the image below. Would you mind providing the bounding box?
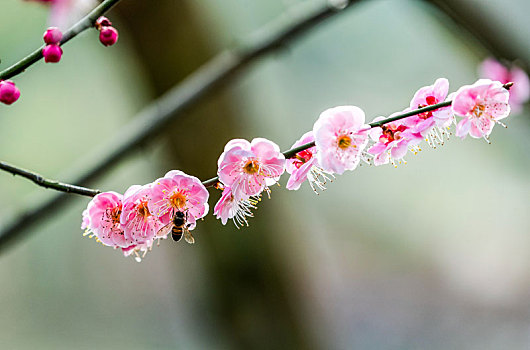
[0,160,100,196]
[0,0,121,80]
[0,0,364,251]
[423,0,529,69]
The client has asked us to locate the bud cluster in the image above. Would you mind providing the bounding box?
[42,27,63,63]
[95,16,119,47]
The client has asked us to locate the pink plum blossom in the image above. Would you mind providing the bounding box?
[479,58,529,113]
[452,79,510,140]
[313,106,370,174]
[217,138,286,198]
[368,113,423,166]
[120,184,163,245]
[213,186,257,227]
[148,170,209,228]
[285,131,333,192]
[83,191,133,248]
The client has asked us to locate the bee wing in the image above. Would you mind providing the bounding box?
[156,222,173,239]
[183,227,195,244]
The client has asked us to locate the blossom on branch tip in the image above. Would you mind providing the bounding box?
[452,79,510,140]
[148,170,209,228]
[313,105,370,175]
[0,80,21,105]
[285,131,333,192]
[479,58,529,113]
[217,138,286,198]
[368,112,423,167]
[120,184,163,244]
[83,191,132,248]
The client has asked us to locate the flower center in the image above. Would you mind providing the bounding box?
[137,200,150,219]
[243,159,260,174]
[169,191,187,209]
[417,95,437,120]
[380,124,407,144]
[293,149,313,169]
[109,205,122,224]
[337,135,352,149]
[472,103,486,118]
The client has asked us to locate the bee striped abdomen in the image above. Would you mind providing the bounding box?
[171,226,183,242]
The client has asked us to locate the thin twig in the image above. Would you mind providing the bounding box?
[202,100,454,187]
[0,0,121,80]
[0,99,456,194]
[0,161,100,197]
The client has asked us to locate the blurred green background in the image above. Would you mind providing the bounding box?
[1,0,529,349]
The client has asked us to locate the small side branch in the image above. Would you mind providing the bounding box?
[0,161,100,197]
[0,0,122,81]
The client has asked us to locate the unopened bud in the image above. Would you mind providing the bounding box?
[0,80,21,105]
[43,27,63,45]
[99,26,119,47]
[42,44,63,63]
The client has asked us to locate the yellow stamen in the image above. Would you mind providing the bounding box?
[243,159,260,174]
[337,135,352,149]
[169,191,187,209]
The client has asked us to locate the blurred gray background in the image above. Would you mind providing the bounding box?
[1,0,529,349]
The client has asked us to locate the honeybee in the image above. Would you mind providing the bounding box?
[156,210,195,244]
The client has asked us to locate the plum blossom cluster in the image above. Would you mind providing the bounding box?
[82,170,209,261]
[82,78,513,261]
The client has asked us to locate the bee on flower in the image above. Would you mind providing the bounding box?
[148,170,209,244]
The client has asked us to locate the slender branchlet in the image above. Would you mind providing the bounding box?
[0,161,100,197]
